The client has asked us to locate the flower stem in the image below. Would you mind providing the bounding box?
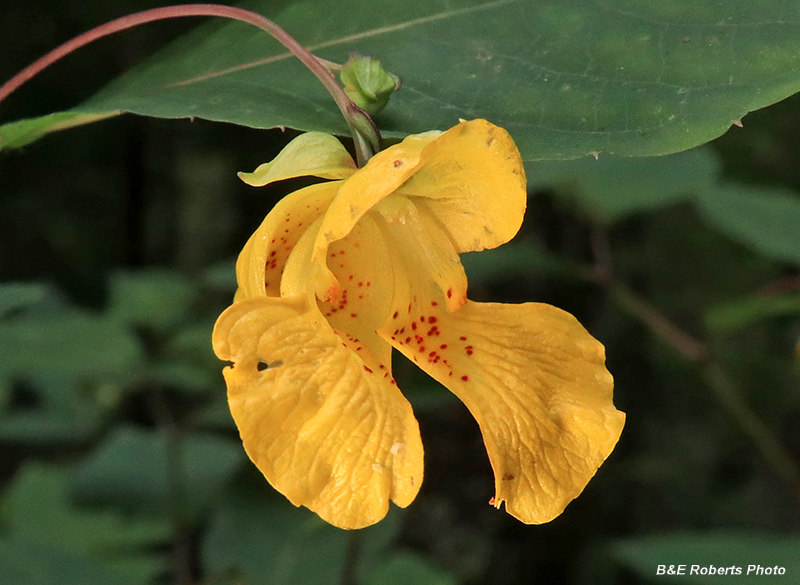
[0,3,378,165]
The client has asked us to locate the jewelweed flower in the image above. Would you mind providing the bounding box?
[213,119,625,529]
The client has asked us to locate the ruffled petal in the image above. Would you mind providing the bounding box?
[410,302,624,524]
[398,119,527,253]
[377,226,624,524]
[235,183,340,299]
[238,132,356,187]
[212,295,424,529]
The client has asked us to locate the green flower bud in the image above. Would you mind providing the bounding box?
[339,53,401,116]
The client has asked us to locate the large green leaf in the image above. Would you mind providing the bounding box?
[5,0,800,159]
[70,425,244,519]
[1,463,169,585]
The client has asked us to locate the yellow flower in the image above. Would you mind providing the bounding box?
[213,119,625,530]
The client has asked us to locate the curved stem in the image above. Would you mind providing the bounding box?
[0,3,377,164]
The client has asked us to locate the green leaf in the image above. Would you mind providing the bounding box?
[202,493,350,585]
[609,532,800,584]
[0,282,51,317]
[0,311,142,381]
[362,551,460,585]
[70,425,244,519]
[7,0,800,159]
[461,243,584,283]
[529,147,720,223]
[108,269,197,332]
[2,462,169,584]
[0,308,141,443]
[697,184,800,265]
[203,490,407,585]
[0,111,118,150]
[705,293,800,333]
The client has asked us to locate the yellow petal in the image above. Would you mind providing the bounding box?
[398,119,527,253]
[235,183,339,299]
[281,210,397,367]
[376,229,623,523]
[374,194,468,312]
[213,296,424,529]
[310,131,442,265]
[238,132,356,187]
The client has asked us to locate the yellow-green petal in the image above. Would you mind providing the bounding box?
[213,296,424,529]
[238,132,356,187]
[398,119,527,253]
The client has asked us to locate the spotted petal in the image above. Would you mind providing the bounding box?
[378,217,624,524]
[213,296,424,529]
[235,182,339,299]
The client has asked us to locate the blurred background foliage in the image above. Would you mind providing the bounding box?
[1,1,799,584]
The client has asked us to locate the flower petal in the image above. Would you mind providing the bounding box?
[375,194,468,312]
[213,295,424,529]
[377,231,623,523]
[235,183,340,299]
[398,119,527,253]
[282,209,398,367]
[310,131,442,264]
[238,132,356,187]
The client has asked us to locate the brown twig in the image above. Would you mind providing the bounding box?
[588,227,800,501]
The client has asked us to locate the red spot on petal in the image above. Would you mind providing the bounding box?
[420,316,426,323]
[431,301,438,307]
[466,349,474,355]
[428,316,437,324]
[459,336,468,341]
[393,311,399,319]
[461,375,469,382]
[405,337,411,343]
[364,366,373,373]
[440,344,448,349]
[447,289,453,298]
[411,322,417,330]
[350,313,357,318]
[393,159,403,168]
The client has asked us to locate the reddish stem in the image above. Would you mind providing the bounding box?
[0,3,377,164]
